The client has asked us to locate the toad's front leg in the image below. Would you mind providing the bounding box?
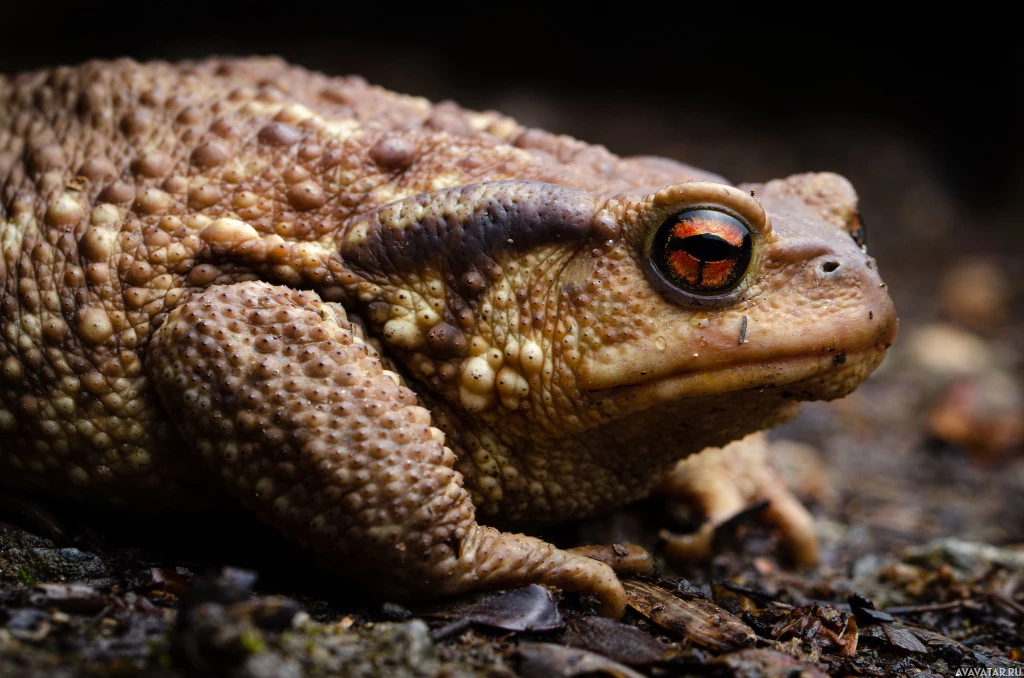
[658,433,819,567]
[147,281,625,617]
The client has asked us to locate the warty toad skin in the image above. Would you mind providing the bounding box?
[0,58,897,617]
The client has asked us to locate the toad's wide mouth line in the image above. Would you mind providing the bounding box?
[587,345,887,412]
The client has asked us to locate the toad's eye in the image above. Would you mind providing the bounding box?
[651,209,753,295]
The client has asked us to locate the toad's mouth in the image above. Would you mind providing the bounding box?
[588,344,890,415]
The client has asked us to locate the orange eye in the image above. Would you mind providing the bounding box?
[848,211,867,249]
[651,209,752,295]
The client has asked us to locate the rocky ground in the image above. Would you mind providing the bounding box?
[2,59,1023,677]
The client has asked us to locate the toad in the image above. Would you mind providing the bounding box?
[0,58,897,617]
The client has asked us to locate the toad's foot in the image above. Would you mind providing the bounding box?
[658,432,819,566]
[148,281,625,617]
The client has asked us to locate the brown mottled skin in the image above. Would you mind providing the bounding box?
[0,58,897,617]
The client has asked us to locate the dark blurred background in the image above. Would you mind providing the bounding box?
[4,2,1024,540]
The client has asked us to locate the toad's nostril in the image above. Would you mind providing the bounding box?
[821,261,840,273]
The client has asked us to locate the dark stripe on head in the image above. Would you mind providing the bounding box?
[341,181,599,281]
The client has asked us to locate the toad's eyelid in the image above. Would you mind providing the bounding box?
[650,182,771,240]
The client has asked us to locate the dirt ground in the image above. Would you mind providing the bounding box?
[1,11,1022,677]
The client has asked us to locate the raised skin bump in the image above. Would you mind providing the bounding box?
[0,58,896,613]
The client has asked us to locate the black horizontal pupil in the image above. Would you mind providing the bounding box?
[673,233,737,262]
